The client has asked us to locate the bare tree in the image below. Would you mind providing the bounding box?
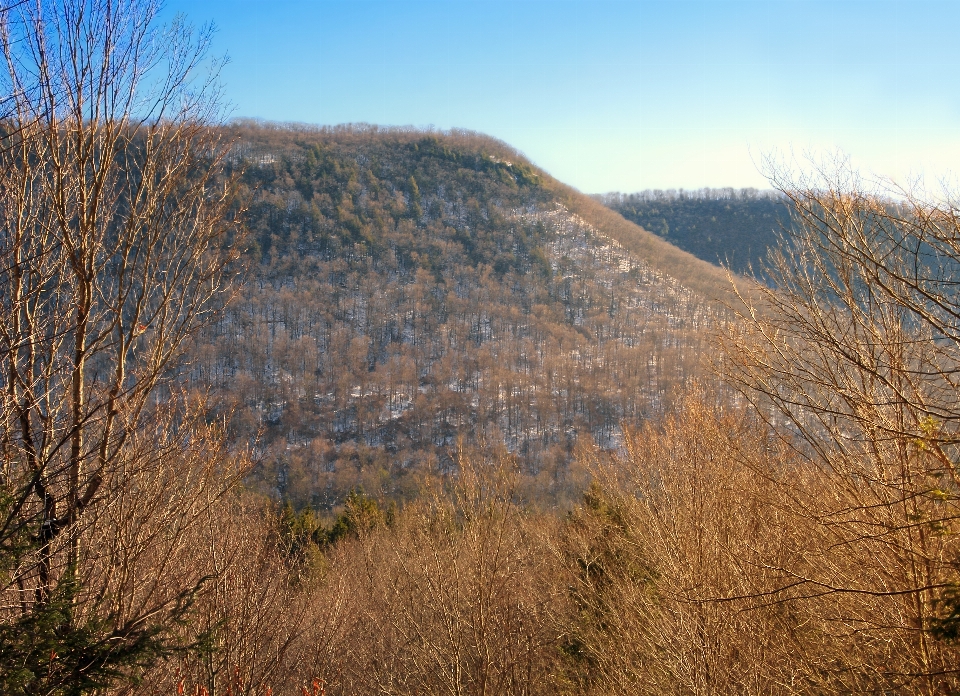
[0,0,243,690]
[723,158,960,693]
[303,452,564,696]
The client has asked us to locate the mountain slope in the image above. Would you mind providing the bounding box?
[550,184,747,303]
[191,123,735,507]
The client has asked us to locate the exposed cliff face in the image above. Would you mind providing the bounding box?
[191,123,732,507]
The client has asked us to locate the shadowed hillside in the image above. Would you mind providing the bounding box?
[599,188,793,274]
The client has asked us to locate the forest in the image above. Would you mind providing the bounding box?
[599,188,793,274]
[4,1,960,694]
[193,121,728,510]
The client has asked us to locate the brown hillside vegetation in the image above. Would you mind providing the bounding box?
[114,154,959,696]
[186,121,734,510]
[142,160,960,695]
[138,390,960,695]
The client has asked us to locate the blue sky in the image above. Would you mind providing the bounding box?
[165,0,960,193]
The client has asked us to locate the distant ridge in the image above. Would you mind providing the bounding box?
[598,187,793,275]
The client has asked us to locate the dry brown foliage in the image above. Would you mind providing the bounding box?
[558,393,960,694]
[722,160,960,693]
[306,455,564,695]
[123,391,960,695]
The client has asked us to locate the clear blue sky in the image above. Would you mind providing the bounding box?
[165,0,960,194]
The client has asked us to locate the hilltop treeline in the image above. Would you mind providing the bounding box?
[189,124,725,509]
[599,188,793,273]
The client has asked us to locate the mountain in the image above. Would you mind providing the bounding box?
[190,122,739,508]
[599,188,793,274]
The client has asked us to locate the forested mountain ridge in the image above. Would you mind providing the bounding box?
[190,122,735,508]
[599,188,793,274]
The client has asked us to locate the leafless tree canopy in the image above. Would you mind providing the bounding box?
[0,0,246,689]
[722,160,960,693]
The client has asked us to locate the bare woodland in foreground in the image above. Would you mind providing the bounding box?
[4,0,960,694]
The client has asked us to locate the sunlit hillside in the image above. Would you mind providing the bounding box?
[599,188,792,274]
[187,122,736,507]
